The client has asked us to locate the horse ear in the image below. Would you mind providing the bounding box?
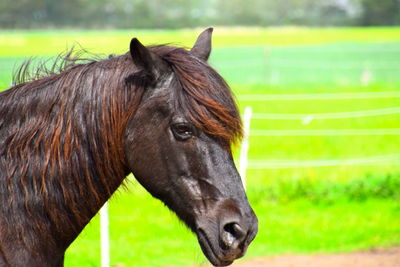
[191,27,213,61]
[130,38,168,78]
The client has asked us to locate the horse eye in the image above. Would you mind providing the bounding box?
[172,123,194,140]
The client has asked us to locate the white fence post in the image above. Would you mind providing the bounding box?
[100,202,110,267]
[361,67,372,86]
[239,106,252,190]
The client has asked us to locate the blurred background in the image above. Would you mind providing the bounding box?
[1,0,400,266]
[1,0,400,28]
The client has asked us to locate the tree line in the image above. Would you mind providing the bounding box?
[0,0,399,29]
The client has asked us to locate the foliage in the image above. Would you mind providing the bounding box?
[0,0,400,29]
[358,0,400,26]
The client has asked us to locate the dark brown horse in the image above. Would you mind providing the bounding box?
[0,28,257,266]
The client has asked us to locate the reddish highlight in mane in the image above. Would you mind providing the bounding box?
[151,46,243,147]
[13,46,243,148]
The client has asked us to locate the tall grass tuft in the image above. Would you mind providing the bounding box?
[248,174,400,205]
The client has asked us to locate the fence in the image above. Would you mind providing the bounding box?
[97,89,400,266]
[238,90,400,178]
[211,45,400,86]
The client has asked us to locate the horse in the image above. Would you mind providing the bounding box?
[0,28,258,266]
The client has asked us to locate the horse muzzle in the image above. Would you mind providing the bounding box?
[195,204,258,266]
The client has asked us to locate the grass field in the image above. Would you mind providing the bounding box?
[0,27,399,266]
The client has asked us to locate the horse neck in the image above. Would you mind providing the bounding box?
[0,57,139,250]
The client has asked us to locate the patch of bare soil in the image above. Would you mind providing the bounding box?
[228,247,400,267]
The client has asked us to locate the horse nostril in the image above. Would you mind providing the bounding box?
[222,222,246,248]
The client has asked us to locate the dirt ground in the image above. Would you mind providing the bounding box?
[227,247,400,267]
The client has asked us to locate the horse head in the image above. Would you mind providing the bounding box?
[124,28,258,266]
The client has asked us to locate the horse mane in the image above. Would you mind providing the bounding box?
[2,51,142,246]
[12,47,100,86]
[12,45,243,147]
[151,46,243,147]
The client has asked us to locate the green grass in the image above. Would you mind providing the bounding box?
[212,43,400,86]
[65,181,202,267]
[65,178,400,267]
[2,38,400,89]
[249,174,400,203]
[1,27,400,266]
[249,199,400,256]
[1,27,400,57]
